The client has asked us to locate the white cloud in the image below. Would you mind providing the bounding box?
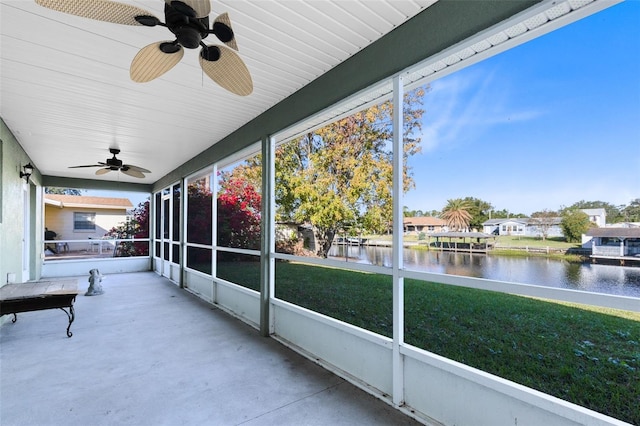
[418,68,544,152]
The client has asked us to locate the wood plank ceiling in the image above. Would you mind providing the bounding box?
[0,0,436,184]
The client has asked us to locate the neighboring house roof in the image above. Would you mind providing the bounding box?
[581,208,606,217]
[44,194,133,210]
[606,222,640,228]
[528,217,562,226]
[404,217,446,226]
[586,228,640,238]
[482,218,529,226]
[484,211,609,228]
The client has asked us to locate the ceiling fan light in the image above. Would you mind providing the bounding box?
[168,1,196,18]
[199,45,253,96]
[165,0,210,19]
[135,15,161,27]
[213,13,238,51]
[160,42,182,54]
[213,22,233,43]
[201,45,221,62]
[175,26,202,49]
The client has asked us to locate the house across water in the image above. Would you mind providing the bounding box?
[583,227,640,265]
[482,209,607,239]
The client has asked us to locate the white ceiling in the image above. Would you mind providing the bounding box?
[1,0,437,184]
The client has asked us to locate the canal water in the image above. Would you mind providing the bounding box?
[328,245,640,298]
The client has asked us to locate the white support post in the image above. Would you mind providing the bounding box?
[179,177,186,289]
[392,74,405,406]
[260,136,276,337]
[211,165,218,281]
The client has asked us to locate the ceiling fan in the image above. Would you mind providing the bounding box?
[69,148,151,178]
[35,0,253,96]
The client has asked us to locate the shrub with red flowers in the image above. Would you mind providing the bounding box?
[187,180,213,245]
[217,175,261,250]
[105,200,150,256]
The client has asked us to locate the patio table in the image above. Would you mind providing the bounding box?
[0,280,79,337]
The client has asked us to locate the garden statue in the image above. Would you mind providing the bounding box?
[85,269,105,296]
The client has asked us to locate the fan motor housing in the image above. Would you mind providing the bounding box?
[165,3,209,49]
[106,157,123,168]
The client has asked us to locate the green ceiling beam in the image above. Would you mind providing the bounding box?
[153,0,540,191]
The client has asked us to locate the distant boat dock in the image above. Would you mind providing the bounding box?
[334,232,496,254]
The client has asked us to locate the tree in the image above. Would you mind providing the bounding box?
[440,198,472,232]
[275,87,427,257]
[45,187,84,196]
[562,200,622,223]
[217,174,261,250]
[403,207,424,217]
[561,210,591,243]
[184,180,213,269]
[187,179,213,245]
[105,199,149,256]
[529,209,559,240]
[460,197,493,230]
[621,198,640,222]
[184,174,261,264]
[490,208,527,219]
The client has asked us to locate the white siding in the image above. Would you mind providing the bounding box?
[44,205,129,251]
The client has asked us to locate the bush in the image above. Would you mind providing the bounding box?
[561,210,591,243]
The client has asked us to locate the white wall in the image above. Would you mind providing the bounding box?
[42,257,150,278]
[183,269,260,328]
[180,268,631,426]
[273,300,393,396]
[45,205,129,242]
[1,118,43,285]
[402,345,622,426]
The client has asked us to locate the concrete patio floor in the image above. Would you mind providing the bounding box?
[1,272,422,426]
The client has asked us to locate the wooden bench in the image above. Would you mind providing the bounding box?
[0,280,79,337]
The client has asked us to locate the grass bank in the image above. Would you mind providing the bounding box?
[494,235,578,249]
[369,234,588,261]
[218,261,639,423]
[489,249,585,262]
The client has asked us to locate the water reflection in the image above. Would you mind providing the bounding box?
[328,245,640,298]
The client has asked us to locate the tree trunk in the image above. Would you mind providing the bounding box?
[314,228,336,258]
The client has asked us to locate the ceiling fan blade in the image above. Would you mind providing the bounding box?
[121,168,145,178]
[130,42,184,83]
[199,45,253,96]
[69,163,104,168]
[95,168,112,175]
[35,0,159,26]
[123,164,151,173]
[213,13,238,51]
[165,0,210,19]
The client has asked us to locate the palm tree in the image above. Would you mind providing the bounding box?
[441,198,472,232]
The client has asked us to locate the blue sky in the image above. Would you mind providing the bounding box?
[89,2,640,215]
[404,1,640,216]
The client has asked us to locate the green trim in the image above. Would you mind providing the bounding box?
[152,0,540,191]
[42,175,152,193]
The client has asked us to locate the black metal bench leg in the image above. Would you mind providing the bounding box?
[59,306,75,337]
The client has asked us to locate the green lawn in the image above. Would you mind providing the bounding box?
[365,233,583,260]
[493,235,579,249]
[217,260,639,424]
[366,233,579,250]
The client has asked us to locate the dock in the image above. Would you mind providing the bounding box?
[590,255,640,266]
